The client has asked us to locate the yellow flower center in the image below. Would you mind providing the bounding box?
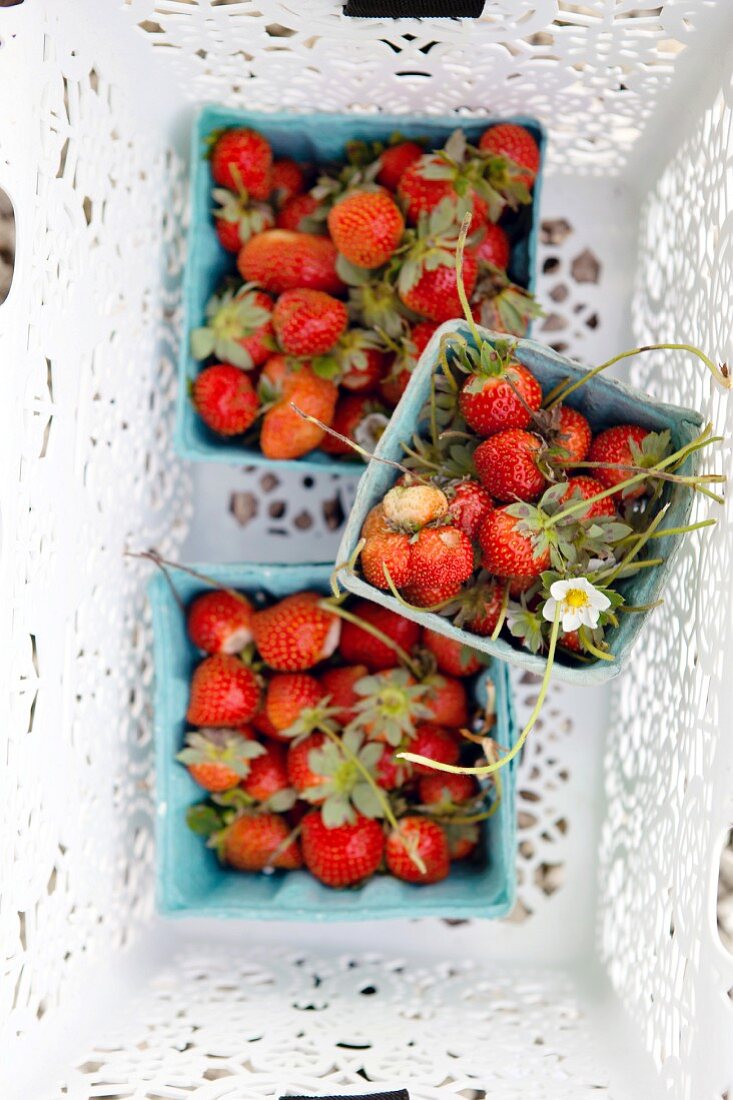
[564,588,590,609]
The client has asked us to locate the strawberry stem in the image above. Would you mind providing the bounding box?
[490,582,510,641]
[264,822,303,870]
[596,504,670,585]
[544,343,731,411]
[125,549,249,609]
[290,403,433,487]
[618,600,664,613]
[319,598,422,678]
[455,213,483,347]
[383,563,460,614]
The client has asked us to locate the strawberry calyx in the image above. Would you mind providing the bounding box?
[346,278,417,338]
[190,284,274,369]
[212,187,273,244]
[311,327,387,383]
[396,196,474,295]
[472,268,543,338]
[213,782,298,816]
[348,668,432,747]
[176,728,265,777]
[303,727,387,827]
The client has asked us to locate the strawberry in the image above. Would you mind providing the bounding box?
[272,288,348,357]
[376,140,424,191]
[445,821,480,861]
[336,331,390,394]
[209,128,273,199]
[459,360,542,437]
[418,771,478,808]
[405,526,475,606]
[399,243,478,323]
[386,816,449,884]
[587,424,669,500]
[252,591,341,671]
[187,589,254,654]
[265,672,325,732]
[446,480,494,539]
[473,428,546,502]
[383,484,448,532]
[410,723,461,774]
[276,193,324,232]
[260,367,338,460]
[241,740,292,804]
[479,506,550,578]
[287,732,328,800]
[270,158,306,205]
[319,664,369,723]
[362,503,391,539]
[193,365,259,437]
[320,394,387,457]
[562,475,616,519]
[397,155,487,227]
[338,600,420,671]
[238,230,344,296]
[507,574,537,597]
[223,812,302,871]
[375,745,412,791]
[479,124,539,190]
[379,320,440,406]
[186,654,260,727]
[424,674,469,727]
[451,576,505,636]
[422,629,483,677]
[361,530,412,590]
[301,810,384,887]
[252,704,281,741]
[553,405,592,464]
[177,727,263,792]
[328,189,404,269]
[212,187,275,252]
[191,286,275,371]
[476,222,510,270]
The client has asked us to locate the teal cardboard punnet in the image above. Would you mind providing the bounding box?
[176,106,546,473]
[336,322,704,686]
[152,562,518,920]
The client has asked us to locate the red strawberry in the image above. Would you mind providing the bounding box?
[410,723,461,774]
[338,335,390,394]
[276,192,324,232]
[424,675,469,727]
[362,503,391,539]
[187,589,254,654]
[397,156,487,227]
[319,664,369,724]
[419,771,478,807]
[252,591,340,671]
[479,124,539,190]
[286,732,327,799]
[252,704,281,741]
[399,246,478,323]
[260,367,338,460]
[270,158,306,204]
[301,810,384,887]
[265,672,325,732]
[272,288,348,357]
[375,745,412,790]
[186,654,260,727]
[377,141,424,191]
[328,189,404,269]
[473,428,546,502]
[386,816,449,884]
[361,530,412,590]
[562,475,616,519]
[212,187,275,252]
[379,320,440,406]
[476,222,510,270]
[320,394,387,457]
[445,821,480,861]
[209,128,273,199]
[446,480,494,539]
[177,727,261,792]
[190,286,274,370]
[587,424,664,500]
[553,405,592,463]
[479,506,550,578]
[507,574,536,597]
[241,740,291,803]
[338,601,420,671]
[559,629,583,653]
[224,812,302,871]
[215,217,245,253]
[193,365,260,437]
[238,230,344,296]
[406,526,475,605]
[452,577,505,636]
[422,629,483,677]
[459,360,542,437]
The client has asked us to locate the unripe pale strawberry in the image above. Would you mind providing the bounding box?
[383,484,449,531]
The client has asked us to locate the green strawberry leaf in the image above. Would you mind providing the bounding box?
[186,803,223,837]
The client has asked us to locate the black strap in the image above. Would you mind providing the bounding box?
[345,0,483,16]
[283,1093,409,1100]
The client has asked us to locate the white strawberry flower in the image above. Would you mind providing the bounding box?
[542,577,611,633]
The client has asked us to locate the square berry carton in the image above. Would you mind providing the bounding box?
[336,322,706,686]
[176,106,546,474]
[151,561,518,920]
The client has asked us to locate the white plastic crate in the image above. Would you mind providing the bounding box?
[1,3,732,1099]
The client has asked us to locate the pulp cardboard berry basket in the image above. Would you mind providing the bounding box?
[336,320,704,685]
[151,561,517,921]
[3,3,733,1099]
[175,105,545,473]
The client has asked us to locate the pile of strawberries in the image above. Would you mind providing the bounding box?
[180,583,498,888]
[353,331,695,664]
[190,123,541,461]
